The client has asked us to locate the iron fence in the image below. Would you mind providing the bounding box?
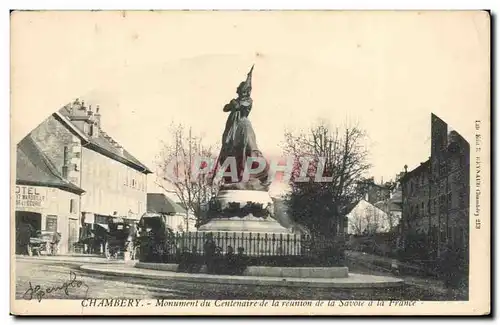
[169,231,341,258]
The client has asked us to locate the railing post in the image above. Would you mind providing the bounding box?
[249,232,252,256]
[286,234,290,255]
[256,233,261,256]
[272,233,276,256]
[216,232,221,253]
[279,234,283,257]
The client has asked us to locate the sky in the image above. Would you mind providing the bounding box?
[11,11,490,198]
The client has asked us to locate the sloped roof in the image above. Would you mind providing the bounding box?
[16,136,84,194]
[346,199,388,217]
[57,105,152,174]
[147,193,187,215]
[373,200,402,213]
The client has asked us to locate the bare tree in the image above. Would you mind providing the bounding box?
[348,211,365,235]
[283,121,371,237]
[155,123,220,231]
[364,205,382,234]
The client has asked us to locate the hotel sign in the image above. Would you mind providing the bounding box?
[15,185,47,210]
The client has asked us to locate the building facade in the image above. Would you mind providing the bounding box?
[346,199,391,235]
[16,99,152,253]
[400,114,470,260]
[15,136,85,255]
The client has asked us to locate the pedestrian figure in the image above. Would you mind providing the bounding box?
[236,247,248,275]
[225,246,236,275]
[203,233,216,274]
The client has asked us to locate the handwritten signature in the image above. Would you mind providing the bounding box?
[23,271,89,302]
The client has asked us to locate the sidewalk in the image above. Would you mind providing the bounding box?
[80,263,404,289]
[15,254,125,264]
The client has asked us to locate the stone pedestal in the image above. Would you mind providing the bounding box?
[194,189,297,256]
[198,189,291,234]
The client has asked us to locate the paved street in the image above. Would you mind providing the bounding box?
[15,255,458,301]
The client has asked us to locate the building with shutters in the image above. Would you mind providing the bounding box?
[15,98,152,253]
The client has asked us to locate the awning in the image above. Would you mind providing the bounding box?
[95,223,109,231]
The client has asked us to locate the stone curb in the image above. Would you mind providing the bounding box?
[135,262,349,279]
[16,255,125,264]
[80,264,404,289]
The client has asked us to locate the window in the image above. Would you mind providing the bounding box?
[46,215,58,232]
[70,199,75,213]
[89,124,94,137]
[74,164,79,172]
[63,146,69,164]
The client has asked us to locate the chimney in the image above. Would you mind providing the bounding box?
[70,98,85,116]
[94,105,101,128]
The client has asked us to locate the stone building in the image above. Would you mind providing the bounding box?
[15,136,85,254]
[400,114,470,260]
[16,99,152,253]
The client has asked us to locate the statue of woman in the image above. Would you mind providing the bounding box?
[215,65,269,188]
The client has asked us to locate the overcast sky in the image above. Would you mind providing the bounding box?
[11,11,490,197]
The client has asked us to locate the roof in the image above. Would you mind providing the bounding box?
[57,105,152,174]
[346,199,388,217]
[374,200,402,212]
[400,159,430,183]
[16,136,85,194]
[147,193,187,215]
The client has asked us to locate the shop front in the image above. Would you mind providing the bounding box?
[14,184,83,255]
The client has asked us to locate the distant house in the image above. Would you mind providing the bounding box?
[146,193,196,232]
[373,188,403,232]
[346,199,391,235]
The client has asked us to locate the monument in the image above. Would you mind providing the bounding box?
[198,65,292,249]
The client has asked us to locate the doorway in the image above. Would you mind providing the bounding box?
[15,211,41,254]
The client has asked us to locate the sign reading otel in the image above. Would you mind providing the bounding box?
[15,185,47,210]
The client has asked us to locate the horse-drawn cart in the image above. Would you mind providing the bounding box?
[28,230,61,256]
[103,221,139,260]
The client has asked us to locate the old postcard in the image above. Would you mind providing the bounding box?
[10,10,490,316]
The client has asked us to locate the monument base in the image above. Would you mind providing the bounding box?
[193,189,298,255]
[198,189,291,233]
[198,215,291,233]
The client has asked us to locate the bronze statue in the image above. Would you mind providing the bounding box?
[215,65,269,189]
